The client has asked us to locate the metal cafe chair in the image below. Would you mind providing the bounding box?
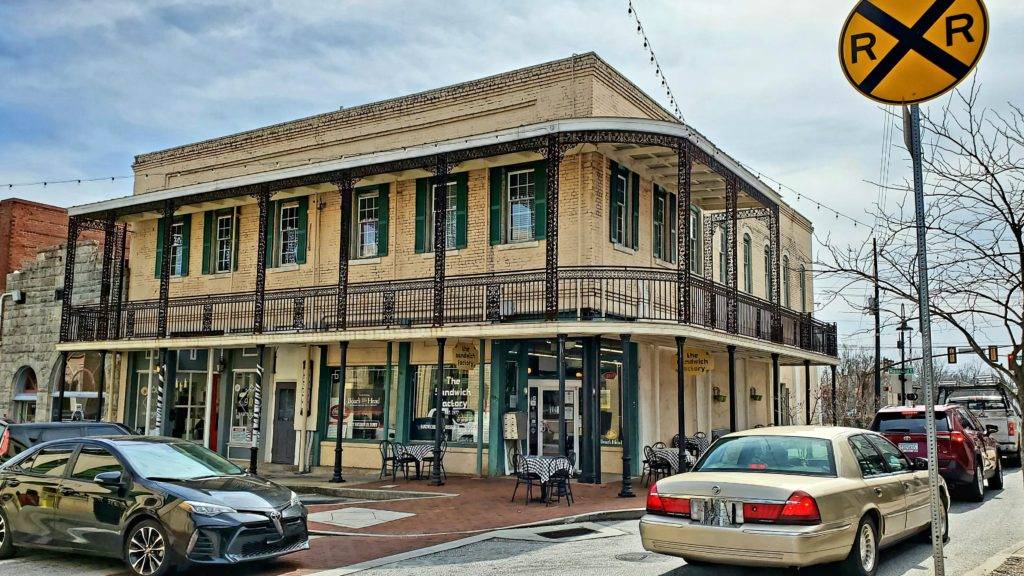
[378,440,397,480]
[392,442,419,480]
[545,456,574,507]
[422,439,448,481]
[511,454,542,505]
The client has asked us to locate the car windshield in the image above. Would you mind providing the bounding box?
[117,441,244,480]
[875,411,950,433]
[693,435,836,477]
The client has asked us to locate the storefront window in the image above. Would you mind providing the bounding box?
[228,371,258,448]
[52,352,101,422]
[409,364,488,444]
[327,366,391,441]
[172,372,208,443]
[11,366,38,423]
[599,343,624,445]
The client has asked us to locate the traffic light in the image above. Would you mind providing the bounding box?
[947,347,957,364]
[988,345,999,362]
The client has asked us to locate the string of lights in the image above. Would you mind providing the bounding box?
[626,1,684,121]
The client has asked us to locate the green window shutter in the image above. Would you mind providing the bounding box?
[630,172,640,250]
[668,192,678,264]
[532,161,547,240]
[652,186,663,261]
[489,167,503,245]
[232,207,241,271]
[201,211,214,275]
[609,161,620,244]
[415,178,428,253]
[265,200,277,268]
[179,214,191,276]
[377,184,390,256]
[455,174,468,249]
[295,196,309,264]
[154,218,165,278]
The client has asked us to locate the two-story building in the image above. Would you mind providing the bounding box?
[57,53,836,483]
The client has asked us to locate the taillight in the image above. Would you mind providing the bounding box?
[779,491,821,525]
[0,429,8,457]
[646,484,690,517]
[1009,421,1016,437]
[742,502,784,523]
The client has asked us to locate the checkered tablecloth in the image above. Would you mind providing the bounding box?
[523,456,573,483]
[396,444,434,462]
[652,447,695,473]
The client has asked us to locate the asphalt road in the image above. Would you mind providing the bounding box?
[2,466,1021,576]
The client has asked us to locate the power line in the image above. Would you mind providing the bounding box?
[626,1,684,121]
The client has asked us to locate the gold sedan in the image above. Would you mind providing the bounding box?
[640,427,949,576]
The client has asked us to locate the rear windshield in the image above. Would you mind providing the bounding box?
[693,435,836,477]
[875,411,950,433]
[949,399,1008,413]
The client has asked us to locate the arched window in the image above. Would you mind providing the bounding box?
[799,264,808,312]
[782,255,791,308]
[763,244,772,299]
[742,233,752,293]
[12,366,38,422]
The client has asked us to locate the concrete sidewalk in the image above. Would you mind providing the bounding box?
[966,541,1024,576]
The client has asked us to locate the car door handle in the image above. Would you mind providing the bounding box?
[58,486,77,496]
[4,479,19,487]
[874,488,884,497]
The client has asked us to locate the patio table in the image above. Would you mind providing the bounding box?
[395,444,435,479]
[652,446,696,474]
[522,455,573,484]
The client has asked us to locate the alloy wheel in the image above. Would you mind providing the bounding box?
[0,513,6,547]
[976,463,985,493]
[859,522,877,572]
[127,525,166,576]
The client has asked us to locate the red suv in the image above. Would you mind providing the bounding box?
[870,404,1003,501]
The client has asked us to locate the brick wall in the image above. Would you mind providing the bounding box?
[0,200,75,293]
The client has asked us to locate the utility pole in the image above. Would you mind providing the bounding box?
[873,238,882,408]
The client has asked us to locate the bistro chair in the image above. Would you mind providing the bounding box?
[545,456,574,507]
[643,445,672,487]
[393,442,419,480]
[511,454,542,505]
[652,441,667,450]
[378,440,397,480]
[670,434,679,448]
[423,439,448,481]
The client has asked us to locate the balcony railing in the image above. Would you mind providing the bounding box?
[64,266,837,356]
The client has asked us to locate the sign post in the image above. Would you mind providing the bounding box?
[839,2,988,573]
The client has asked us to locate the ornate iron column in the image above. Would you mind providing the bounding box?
[95,350,107,422]
[59,217,79,344]
[54,351,68,421]
[429,337,447,486]
[675,336,687,470]
[726,177,739,334]
[331,341,349,483]
[771,353,781,426]
[249,343,266,474]
[98,217,116,340]
[113,224,128,339]
[727,345,737,431]
[557,333,567,456]
[431,156,450,327]
[618,333,635,498]
[154,348,168,434]
[770,205,782,342]
[544,135,565,321]
[157,200,175,338]
[677,142,692,324]
[253,189,271,334]
[336,174,354,330]
[804,359,812,425]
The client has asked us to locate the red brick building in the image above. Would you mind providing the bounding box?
[0,199,81,292]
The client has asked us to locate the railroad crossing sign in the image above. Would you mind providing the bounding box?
[839,0,988,104]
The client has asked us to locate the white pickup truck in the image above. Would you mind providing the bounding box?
[941,385,1022,465]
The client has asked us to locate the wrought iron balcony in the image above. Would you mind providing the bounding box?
[63,266,837,357]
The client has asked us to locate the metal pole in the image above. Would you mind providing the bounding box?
[154,348,168,434]
[803,360,812,424]
[873,238,882,409]
[617,333,635,498]
[900,303,908,406]
[675,336,687,471]
[830,364,837,426]
[907,103,945,573]
[771,353,780,426]
[429,337,447,486]
[96,351,107,422]
[727,345,737,431]
[475,339,486,476]
[249,344,266,475]
[330,341,348,483]
[555,337,569,454]
[55,351,68,422]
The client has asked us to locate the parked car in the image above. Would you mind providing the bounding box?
[0,420,132,462]
[640,426,949,576]
[870,404,1003,501]
[939,386,1022,465]
[0,436,308,576]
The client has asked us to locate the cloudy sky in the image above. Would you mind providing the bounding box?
[1,0,1021,364]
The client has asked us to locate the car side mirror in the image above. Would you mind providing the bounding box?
[912,457,929,471]
[985,424,999,436]
[94,470,125,486]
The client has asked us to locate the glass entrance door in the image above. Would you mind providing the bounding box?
[528,381,580,465]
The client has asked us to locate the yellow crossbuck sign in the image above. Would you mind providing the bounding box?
[839,0,988,104]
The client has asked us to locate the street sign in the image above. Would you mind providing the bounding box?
[839,0,989,104]
[887,366,915,376]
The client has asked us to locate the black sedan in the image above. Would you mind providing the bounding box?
[0,436,308,576]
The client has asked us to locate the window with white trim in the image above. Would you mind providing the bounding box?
[279,202,299,265]
[782,255,791,308]
[356,191,379,259]
[170,221,185,277]
[742,233,753,293]
[215,214,233,273]
[763,244,772,298]
[689,210,700,272]
[426,181,458,251]
[613,173,628,245]
[506,169,536,243]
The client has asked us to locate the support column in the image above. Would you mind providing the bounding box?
[59,217,79,343]
[95,350,107,422]
[253,190,270,334]
[544,136,563,321]
[618,334,635,498]
[726,177,739,334]
[770,205,782,342]
[330,341,349,482]
[432,156,450,327]
[98,217,115,340]
[336,174,354,330]
[831,364,838,426]
[154,348,169,435]
[249,344,266,474]
[158,200,175,338]
[557,334,567,456]
[675,336,687,470]
[804,359,812,425]
[430,338,447,485]
[677,143,692,324]
[54,351,68,421]
[771,353,781,426]
[728,345,737,431]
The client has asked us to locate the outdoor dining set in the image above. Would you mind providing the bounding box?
[641,431,712,486]
[378,439,448,481]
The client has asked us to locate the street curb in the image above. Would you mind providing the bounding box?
[963,540,1024,576]
[281,482,457,501]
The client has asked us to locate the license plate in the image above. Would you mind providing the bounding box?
[691,498,737,526]
[899,442,919,453]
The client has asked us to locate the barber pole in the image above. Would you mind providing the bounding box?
[154,349,167,435]
[249,344,266,474]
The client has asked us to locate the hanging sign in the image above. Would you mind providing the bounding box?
[839,0,988,105]
[683,349,714,375]
[453,342,479,371]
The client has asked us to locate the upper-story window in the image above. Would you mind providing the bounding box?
[279,202,300,265]
[783,255,791,308]
[154,214,191,278]
[763,244,772,298]
[216,214,233,272]
[689,208,701,273]
[417,174,467,253]
[742,233,752,293]
[608,161,639,249]
[800,264,808,312]
[652,185,676,263]
[718,226,727,284]
[201,207,239,275]
[357,191,379,258]
[488,162,546,246]
[265,196,308,268]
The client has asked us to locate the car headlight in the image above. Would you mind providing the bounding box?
[289,491,302,507]
[179,500,237,517]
